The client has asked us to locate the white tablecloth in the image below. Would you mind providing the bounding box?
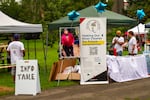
[107,55,149,82]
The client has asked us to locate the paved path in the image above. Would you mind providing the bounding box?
[1,78,150,100]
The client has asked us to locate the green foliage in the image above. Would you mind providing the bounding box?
[107,27,129,39]
[0,0,21,20]
[0,0,114,47]
[0,0,114,23]
[126,0,150,23]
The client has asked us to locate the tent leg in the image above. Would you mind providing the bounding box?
[42,32,47,73]
[27,40,30,59]
[34,39,37,59]
[45,31,49,72]
[57,59,64,86]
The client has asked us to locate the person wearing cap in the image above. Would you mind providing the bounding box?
[7,34,25,82]
[61,29,74,57]
[112,30,124,56]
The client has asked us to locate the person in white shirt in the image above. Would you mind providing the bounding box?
[7,34,25,82]
[112,30,124,56]
[128,31,138,55]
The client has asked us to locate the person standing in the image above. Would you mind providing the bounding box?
[7,34,25,82]
[112,30,124,56]
[128,31,138,55]
[7,36,13,72]
[61,29,74,57]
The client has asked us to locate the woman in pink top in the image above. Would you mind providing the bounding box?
[61,29,74,57]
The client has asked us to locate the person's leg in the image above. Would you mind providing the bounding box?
[63,46,70,56]
[11,67,16,83]
[7,57,11,72]
[69,46,74,56]
[117,51,122,56]
[12,75,15,83]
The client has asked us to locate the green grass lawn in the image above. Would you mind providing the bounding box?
[0,39,78,96]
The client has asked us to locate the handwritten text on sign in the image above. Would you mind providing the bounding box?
[17,65,35,80]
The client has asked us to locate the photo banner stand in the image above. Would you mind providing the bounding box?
[57,58,64,86]
[80,17,109,85]
[57,27,80,86]
[15,60,41,96]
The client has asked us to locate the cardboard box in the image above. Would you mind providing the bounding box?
[68,73,80,80]
[55,73,69,80]
[49,62,57,81]
[57,58,77,73]
[55,73,80,80]
[49,58,79,81]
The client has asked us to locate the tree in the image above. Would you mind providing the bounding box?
[125,0,150,23]
[0,0,21,20]
[0,0,114,47]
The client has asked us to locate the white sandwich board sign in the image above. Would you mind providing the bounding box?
[15,60,41,95]
[80,17,108,84]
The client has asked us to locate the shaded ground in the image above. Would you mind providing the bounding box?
[1,78,150,100]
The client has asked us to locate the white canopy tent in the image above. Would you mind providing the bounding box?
[127,23,149,53]
[0,11,48,72]
[127,23,148,34]
[0,11,43,33]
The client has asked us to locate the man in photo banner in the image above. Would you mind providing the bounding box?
[61,28,74,57]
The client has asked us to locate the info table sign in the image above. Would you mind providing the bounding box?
[15,60,41,96]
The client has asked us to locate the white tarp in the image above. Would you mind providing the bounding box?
[107,55,149,82]
[127,23,148,34]
[0,11,42,33]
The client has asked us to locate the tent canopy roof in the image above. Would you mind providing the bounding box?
[128,23,148,34]
[0,11,43,33]
[48,6,137,30]
[145,22,150,28]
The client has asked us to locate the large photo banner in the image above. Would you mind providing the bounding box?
[80,17,108,84]
[59,27,80,58]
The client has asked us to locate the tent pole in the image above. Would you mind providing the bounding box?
[71,21,73,27]
[45,31,49,72]
[34,39,37,59]
[137,22,142,49]
[42,32,47,73]
[27,40,30,59]
[45,31,49,63]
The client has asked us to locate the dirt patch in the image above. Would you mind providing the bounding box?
[0,86,14,92]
